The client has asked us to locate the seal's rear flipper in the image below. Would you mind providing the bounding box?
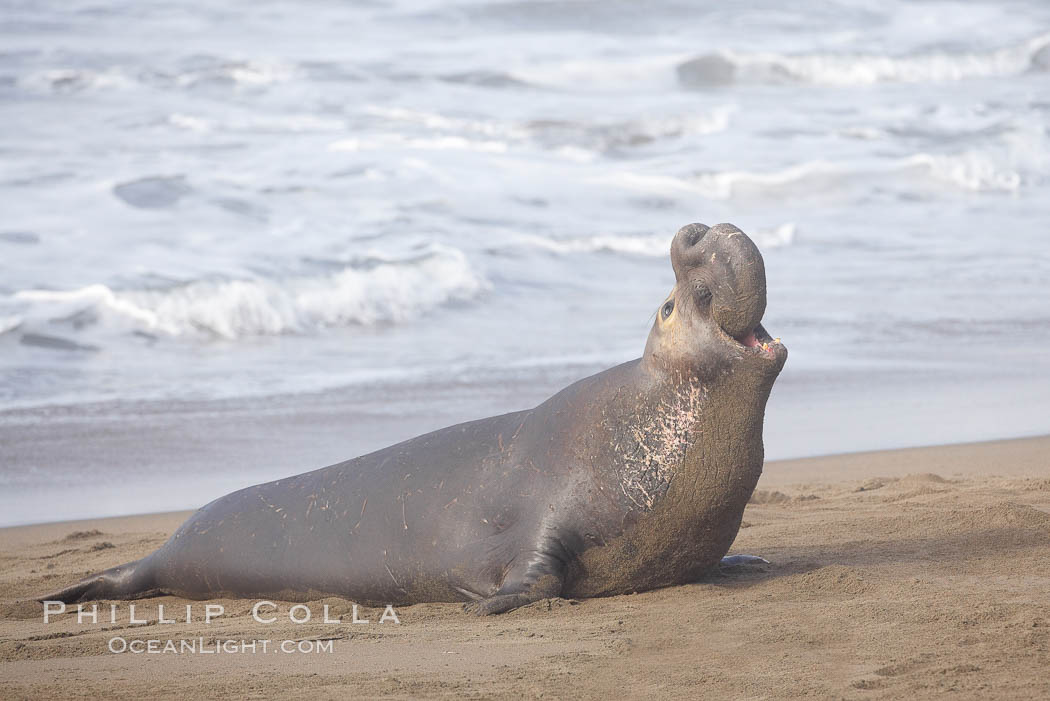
[37,557,158,603]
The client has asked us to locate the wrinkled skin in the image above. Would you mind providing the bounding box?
[42,223,787,615]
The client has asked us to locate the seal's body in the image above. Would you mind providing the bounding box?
[43,223,787,614]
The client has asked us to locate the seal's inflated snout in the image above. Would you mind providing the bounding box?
[671,222,768,344]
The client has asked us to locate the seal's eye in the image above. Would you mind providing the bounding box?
[661,300,674,320]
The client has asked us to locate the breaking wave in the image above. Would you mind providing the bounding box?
[601,149,1026,201]
[20,58,295,94]
[678,32,1050,87]
[353,104,732,156]
[3,246,486,341]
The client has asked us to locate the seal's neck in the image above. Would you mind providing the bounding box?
[624,365,773,514]
[667,370,774,530]
[611,372,707,511]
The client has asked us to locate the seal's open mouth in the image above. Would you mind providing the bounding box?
[732,323,783,359]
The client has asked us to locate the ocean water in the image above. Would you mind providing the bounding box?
[1,1,1050,525]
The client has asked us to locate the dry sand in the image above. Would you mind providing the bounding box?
[2,436,1049,699]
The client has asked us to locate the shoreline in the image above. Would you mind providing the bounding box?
[2,434,1047,531]
[3,356,1049,529]
[3,434,1049,698]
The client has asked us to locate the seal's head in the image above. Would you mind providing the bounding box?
[643,222,787,383]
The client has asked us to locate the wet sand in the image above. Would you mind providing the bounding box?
[2,436,1049,699]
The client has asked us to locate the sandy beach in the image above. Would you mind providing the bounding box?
[2,435,1047,699]
[3,1,1049,698]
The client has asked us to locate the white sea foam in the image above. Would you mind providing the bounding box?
[526,108,734,154]
[692,162,844,200]
[170,60,294,89]
[594,167,830,200]
[905,152,1022,192]
[20,68,135,93]
[352,105,732,156]
[7,247,487,341]
[517,232,672,256]
[168,113,213,132]
[753,222,797,248]
[679,32,1050,87]
[168,112,345,134]
[362,106,523,139]
[225,62,292,86]
[627,108,734,139]
[601,149,1026,201]
[21,59,295,95]
[329,134,510,154]
[511,54,685,90]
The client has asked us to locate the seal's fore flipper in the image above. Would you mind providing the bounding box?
[462,548,565,616]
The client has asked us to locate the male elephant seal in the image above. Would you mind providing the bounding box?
[43,222,787,615]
